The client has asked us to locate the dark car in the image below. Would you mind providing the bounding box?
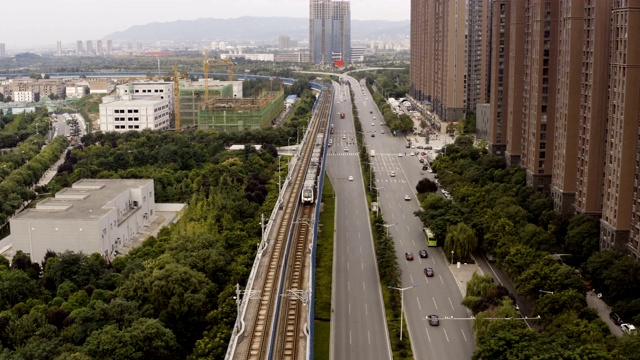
[424,267,434,277]
[405,252,414,261]
[610,312,624,325]
[422,165,429,171]
[427,314,439,326]
[419,250,428,258]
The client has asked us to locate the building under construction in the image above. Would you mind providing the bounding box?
[178,79,243,128]
[197,90,284,131]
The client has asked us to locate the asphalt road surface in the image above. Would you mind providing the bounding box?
[345,77,476,360]
[327,80,392,360]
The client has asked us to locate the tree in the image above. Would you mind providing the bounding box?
[415,177,438,194]
[0,269,40,310]
[444,222,477,262]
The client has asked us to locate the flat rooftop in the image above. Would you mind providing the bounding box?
[13,179,152,221]
[102,95,167,107]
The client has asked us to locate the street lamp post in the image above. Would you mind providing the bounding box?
[539,290,554,295]
[287,137,292,147]
[376,222,398,237]
[451,250,454,264]
[387,284,417,341]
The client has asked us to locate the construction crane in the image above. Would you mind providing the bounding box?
[203,50,234,104]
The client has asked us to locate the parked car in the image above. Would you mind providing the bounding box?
[610,312,623,325]
[621,323,637,334]
[427,314,440,326]
[405,252,414,261]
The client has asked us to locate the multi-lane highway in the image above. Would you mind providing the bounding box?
[327,80,392,360]
[333,76,476,359]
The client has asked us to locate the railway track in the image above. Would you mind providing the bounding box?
[242,87,332,360]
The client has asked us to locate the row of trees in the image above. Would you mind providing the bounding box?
[417,135,640,358]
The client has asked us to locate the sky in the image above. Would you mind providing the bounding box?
[2,0,410,48]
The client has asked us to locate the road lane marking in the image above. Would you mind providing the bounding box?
[432,297,438,310]
[368,331,371,344]
[439,275,444,284]
[410,274,414,283]
[403,213,406,219]
[461,329,468,342]
[407,225,411,231]
[425,327,432,342]
[482,252,504,285]
[350,331,352,345]
[412,239,416,247]
[361,262,364,271]
[348,281,350,292]
[360,246,362,254]
[443,328,450,342]
[363,282,366,291]
[449,297,455,310]
[349,303,351,315]
[416,297,422,310]
[399,239,404,246]
[365,303,368,315]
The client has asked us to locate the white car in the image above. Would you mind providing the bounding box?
[398,153,404,157]
[344,147,349,152]
[427,168,433,173]
[348,176,354,181]
[342,135,346,139]
[621,323,637,334]
[410,152,415,156]
[371,122,375,126]
[404,195,411,201]
[390,171,396,177]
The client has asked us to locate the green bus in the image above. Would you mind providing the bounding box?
[424,227,437,247]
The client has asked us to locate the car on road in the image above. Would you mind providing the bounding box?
[427,315,439,326]
[381,130,385,134]
[424,268,434,277]
[419,250,428,258]
[427,168,433,173]
[344,147,349,152]
[405,252,414,261]
[390,171,396,177]
[398,153,404,157]
[621,323,637,334]
[370,110,373,114]
[610,312,624,325]
[371,133,375,137]
[422,165,429,171]
[417,145,423,149]
[404,195,411,201]
[371,122,375,126]
[342,135,346,139]
[409,152,415,156]
[348,176,354,181]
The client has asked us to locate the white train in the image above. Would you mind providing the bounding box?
[301,133,326,204]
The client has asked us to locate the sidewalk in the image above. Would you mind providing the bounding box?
[447,256,483,296]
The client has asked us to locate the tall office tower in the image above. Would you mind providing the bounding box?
[309,0,350,64]
[96,40,103,55]
[488,0,511,155]
[409,0,467,121]
[331,0,351,63]
[56,41,62,56]
[574,0,611,216]
[550,0,584,213]
[0,43,5,57]
[76,40,84,55]
[467,0,492,113]
[136,43,143,52]
[107,40,113,55]
[601,0,640,255]
[519,0,559,192]
[279,35,291,51]
[504,2,526,166]
[86,40,94,54]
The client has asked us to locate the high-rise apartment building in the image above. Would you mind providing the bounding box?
[409,0,467,122]
[56,41,62,56]
[97,40,103,56]
[550,0,584,213]
[279,35,291,51]
[86,40,94,54]
[520,0,559,192]
[76,40,84,55]
[309,0,351,64]
[0,43,6,57]
[107,40,113,55]
[601,0,640,256]
[504,2,526,165]
[488,0,511,155]
[467,0,492,113]
[574,0,610,217]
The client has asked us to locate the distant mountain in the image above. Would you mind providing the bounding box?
[103,17,409,43]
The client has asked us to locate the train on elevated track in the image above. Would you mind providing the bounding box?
[301,132,326,204]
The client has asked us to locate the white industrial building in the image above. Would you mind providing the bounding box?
[66,86,89,99]
[99,81,174,132]
[10,179,160,262]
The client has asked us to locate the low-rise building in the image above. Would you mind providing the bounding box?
[99,95,171,131]
[10,179,164,262]
[66,85,89,99]
[13,91,38,103]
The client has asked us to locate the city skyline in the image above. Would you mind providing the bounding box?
[1,0,409,47]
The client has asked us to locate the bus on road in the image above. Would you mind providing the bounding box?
[424,227,437,247]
